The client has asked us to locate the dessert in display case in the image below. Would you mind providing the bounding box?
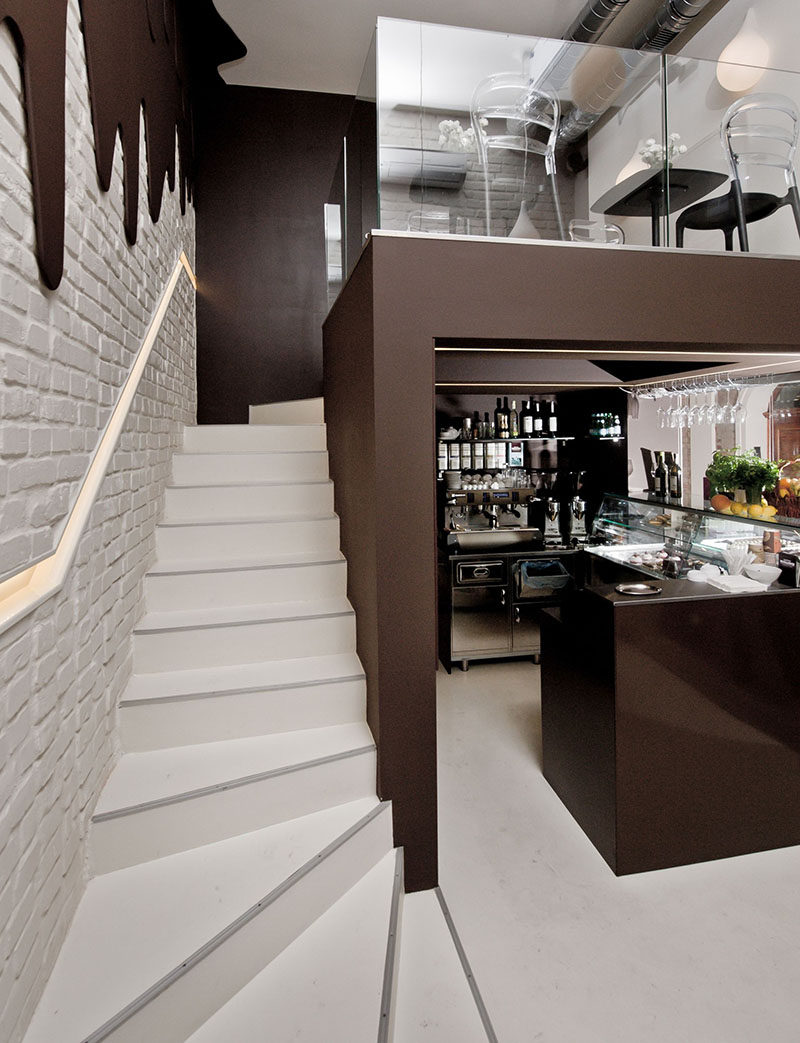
[587,493,800,584]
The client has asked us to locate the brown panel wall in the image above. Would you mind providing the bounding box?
[195,86,353,423]
[324,233,800,890]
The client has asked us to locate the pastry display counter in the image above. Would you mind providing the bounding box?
[540,512,800,874]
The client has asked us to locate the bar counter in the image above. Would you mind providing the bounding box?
[540,581,800,874]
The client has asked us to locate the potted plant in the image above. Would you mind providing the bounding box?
[705,448,780,504]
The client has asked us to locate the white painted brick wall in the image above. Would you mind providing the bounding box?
[0,1,196,1038]
[379,107,574,238]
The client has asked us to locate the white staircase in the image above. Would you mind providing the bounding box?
[22,407,494,1043]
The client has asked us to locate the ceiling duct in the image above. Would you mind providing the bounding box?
[631,0,715,51]
[556,0,715,141]
[564,0,635,44]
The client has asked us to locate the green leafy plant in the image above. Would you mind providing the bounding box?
[705,448,781,497]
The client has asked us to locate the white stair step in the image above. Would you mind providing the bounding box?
[144,556,347,613]
[24,799,391,1043]
[163,480,334,523]
[171,450,328,485]
[133,599,356,672]
[121,652,365,752]
[121,674,366,751]
[394,889,493,1043]
[186,848,400,1043]
[183,423,326,453]
[249,398,324,425]
[90,723,376,873]
[155,515,340,563]
[123,651,365,703]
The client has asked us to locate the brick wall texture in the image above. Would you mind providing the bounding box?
[0,1,196,1038]
[379,108,575,239]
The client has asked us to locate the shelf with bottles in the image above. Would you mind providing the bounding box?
[447,396,561,443]
[588,412,623,439]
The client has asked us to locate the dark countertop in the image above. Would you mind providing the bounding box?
[588,576,797,605]
[442,539,584,559]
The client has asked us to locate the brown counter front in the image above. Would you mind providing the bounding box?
[541,583,800,875]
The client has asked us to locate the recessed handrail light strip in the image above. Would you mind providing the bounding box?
[0,251,196,637]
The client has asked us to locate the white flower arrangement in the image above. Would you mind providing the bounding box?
[639,132,687,167]
[437,118,485,152]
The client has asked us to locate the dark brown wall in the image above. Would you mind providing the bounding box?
[324,233,800,891]
[195,86,353,423]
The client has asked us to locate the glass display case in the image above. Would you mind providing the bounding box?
[589,493,800,580]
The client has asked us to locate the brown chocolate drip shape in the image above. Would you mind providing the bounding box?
[1,1,69,290]
[2,0,245,288]
[79,0,190,245]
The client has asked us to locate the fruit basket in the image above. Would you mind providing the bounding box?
[764,471,800,520]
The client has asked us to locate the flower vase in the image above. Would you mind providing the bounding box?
[508,202,540,239]
[745,484,764,506]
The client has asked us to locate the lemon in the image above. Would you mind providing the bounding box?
[730,502,747,516]
[747,504,764,518]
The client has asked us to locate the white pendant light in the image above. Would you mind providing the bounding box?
[716,9,770,93]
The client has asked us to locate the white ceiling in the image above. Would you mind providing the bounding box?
[214,0,800,98]
[214,0,588,95]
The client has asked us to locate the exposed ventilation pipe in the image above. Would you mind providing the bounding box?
[557,0,716,141]
[564,0,634,44]
[631,0,715,51]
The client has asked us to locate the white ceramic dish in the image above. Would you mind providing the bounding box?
[743,563,781,584]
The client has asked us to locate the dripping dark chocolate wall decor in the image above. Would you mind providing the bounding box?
[0,0,244,290]
[0,0,69,290]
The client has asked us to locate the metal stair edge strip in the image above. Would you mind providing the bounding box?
[147,554,345,577]
[156,513,338,529]
[435,887,500,1043]
[165,479,333,489]
[133,607,354,636]
[91,745,376,823]
[80,802,392,1043]
[120,671,366,707]
[377,848,405,1043]
[174,449,329,457]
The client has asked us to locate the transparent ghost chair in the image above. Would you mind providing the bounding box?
[471,73,565,240]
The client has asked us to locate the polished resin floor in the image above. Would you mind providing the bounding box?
[436,660,800,1043]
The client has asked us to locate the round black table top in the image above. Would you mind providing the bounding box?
[592,166,728,217]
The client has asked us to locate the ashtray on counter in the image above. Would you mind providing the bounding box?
[614,582,663,596]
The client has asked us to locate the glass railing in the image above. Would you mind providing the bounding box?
[326,17,800,300]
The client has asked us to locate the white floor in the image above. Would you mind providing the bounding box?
[436,660,800,1043]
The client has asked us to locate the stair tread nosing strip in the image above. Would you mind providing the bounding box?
[80,801,391,1043]
[377,848,405,1043]
[435,887,500,1043]
[91,745,376,823]
[120,672,366,707]
[166,479,332,489]
[134,609,353,636]
[147,556,345,577]
[157,514,337,528]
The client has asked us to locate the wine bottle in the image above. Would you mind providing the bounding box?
[547,400,557,434]
[520,399,533,436]
[472,410,481,439]
[654,452,668,498]
[509,399,519,438]
[499,396,510,437]
[484,411,495,439]
[533,400,543,433]
[668,457,682,500]
[494,397,503,436]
